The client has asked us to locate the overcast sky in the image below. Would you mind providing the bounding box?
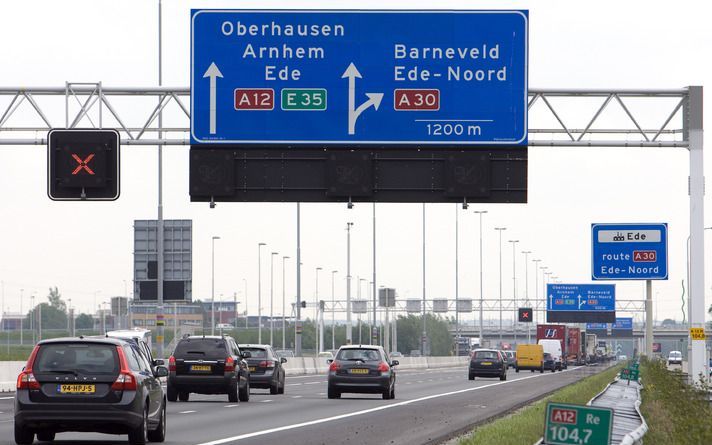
[0,0,710,327]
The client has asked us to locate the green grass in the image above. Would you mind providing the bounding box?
[0,345,36,361]
[640,358,712,444]
[458,364,623,445]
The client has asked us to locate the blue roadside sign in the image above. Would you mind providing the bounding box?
[586,323,608,330]
[547,284,615,323]
[591,223,668,280]
[190,10,528,145]
[612,317,633,330]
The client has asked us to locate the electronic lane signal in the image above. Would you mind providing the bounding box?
[47,129,120,201]
[518,307,533,323]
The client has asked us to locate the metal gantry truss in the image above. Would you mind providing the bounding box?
[0,85,690,147]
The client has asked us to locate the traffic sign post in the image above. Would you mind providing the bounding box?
[546,284,615,323]
[191,10,528,145]
[545,403,613,445]
[591,223,668,281]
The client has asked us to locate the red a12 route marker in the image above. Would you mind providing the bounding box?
[234,88,274,110]
[394,89,440,111]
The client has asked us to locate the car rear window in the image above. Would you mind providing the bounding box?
[34,343,119,374]
[174,338,228,359]
[241,348,267,358]
[336,348,381,361]
[474,351,499,360]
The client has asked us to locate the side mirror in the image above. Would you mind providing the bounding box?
[281,357,287,364]
[391,360,399,367]
[153,359,165,366]
[155,366,169,378]
[326,359,333,364]
[242,351,251,359]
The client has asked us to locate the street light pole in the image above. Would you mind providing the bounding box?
[331,270,338,350]
[282,256,290,350]
[242,278,248,329]
[473,211,487,344]
[20,289,23,346]
[455,204,460,356]
[346,222,353,344]
[421,203,427,356]
[315,267,322,353]
[533,259,541,324]
[508,240,519,344]
[257,242,266,344]
[270,252,278,346]
[494,227,506,345]
[211,236,221,336]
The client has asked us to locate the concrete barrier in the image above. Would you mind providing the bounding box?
[0,361,24,392]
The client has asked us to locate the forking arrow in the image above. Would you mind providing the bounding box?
[203,62,223,135]
[342,63,383,135]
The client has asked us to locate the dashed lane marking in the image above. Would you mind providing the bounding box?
[179,410,196,414]
[194,367,584,445]
[225,405,239,408]
[291,396,303,399]
[260,400,273,403]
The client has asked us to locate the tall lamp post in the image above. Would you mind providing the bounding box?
[532,259,541,324]
[282,256,290,350]
[211,236,221,336]
[346,222,353,344]
[494,227,507,345]
[473,211,487,343]
[270,252,278,346]
[257,242,266,343]
[331,270,338,350]
[315,267,322,353]
[508,240,519,343]
[242,278,248,329]
[421,203,427,356]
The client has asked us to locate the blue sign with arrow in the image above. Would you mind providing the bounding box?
[591,223,668,280]
[190,10,528,145]
[547,284,615,323]
[612,317,633,330]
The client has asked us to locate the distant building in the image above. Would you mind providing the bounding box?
[129,301,203,328]
[1,312,23,331]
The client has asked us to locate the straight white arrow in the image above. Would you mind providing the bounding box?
[342,62,383,135]
[203,62,223,135]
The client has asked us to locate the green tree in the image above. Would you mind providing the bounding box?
[395,314,452,356]
[26,302,68,330]
[47,287,66,312]
[75,313,94,329]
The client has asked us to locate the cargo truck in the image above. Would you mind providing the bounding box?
[536,324,568,369]
[566,327,585,365]
[585,333,598,363]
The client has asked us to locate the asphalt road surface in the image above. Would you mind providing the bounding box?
[0,364,611,445]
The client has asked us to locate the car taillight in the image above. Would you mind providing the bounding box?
[168,355,176,372]
[259,360,275,368]
[112,346,137,391]
[17,371,40,390]
[17,345,41,390]
[377,362,390,373]
[329,361,340,372]
[225,357,235,372]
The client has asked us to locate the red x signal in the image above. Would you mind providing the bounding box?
[71,153,95,175]
[522,311,530,319]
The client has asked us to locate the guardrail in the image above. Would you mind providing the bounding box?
[0,356,470,392]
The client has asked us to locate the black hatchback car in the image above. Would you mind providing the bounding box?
[238,344,287,394]
[168,335,251,403]
[469,349,507,381]
[14,336,168,445]
[327,345,398,399]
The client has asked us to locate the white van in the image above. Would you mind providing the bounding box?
[538,339,563,371]
[106,328,156,364]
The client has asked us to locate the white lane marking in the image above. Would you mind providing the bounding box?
[224,405,238,408]
[260,400,273,403]
[179,410,196,414]
[317,393,326,395]
[303,381,321,385]
[291,395,302,399]
[0,396,14,400]
[196,367,584,445]
[286,383,302,386]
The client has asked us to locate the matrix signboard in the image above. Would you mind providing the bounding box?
[547,284,615,323]
[592,223,668,280]
[191,10,528,145]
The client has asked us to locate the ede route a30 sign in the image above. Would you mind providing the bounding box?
[591,223,668,280]
[190,10,528,145]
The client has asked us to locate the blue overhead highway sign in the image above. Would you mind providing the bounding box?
[586,323,608,330]
[612,317,633,330]
[591,223,668,280]
[547,284,615,323]
[190,10,528,145]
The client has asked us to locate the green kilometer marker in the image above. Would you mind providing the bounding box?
[281,89,327,111]
[545,402,613,445]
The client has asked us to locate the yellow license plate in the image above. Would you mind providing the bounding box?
[249,367,256,372]
[58,384,95,394]
[481,362,492,366]
[191,365,211,372]
[350,368,369,374]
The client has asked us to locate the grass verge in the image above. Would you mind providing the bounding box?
[458,364,623,445]
[640,358,712,444]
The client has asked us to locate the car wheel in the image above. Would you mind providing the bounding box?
[515,367,519,373]
[239,379,250,402]
[382,386,391,400]
[390,385,395,399]
[228,382,239,403]
[14,423,34,445]
[147,400,166,443]
[270,380,279,395]
[500,372,507,381]
[167,384,177,402]
[178,391,189,402]
[278,377,285,394]
[327,386,340,399]
[551,367,556,373]
[37,431,56,442]
[128,405,148,445]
